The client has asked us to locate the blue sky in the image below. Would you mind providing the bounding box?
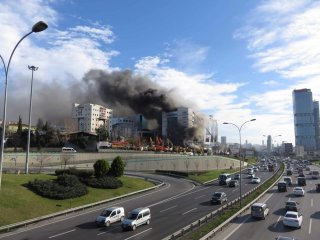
[1,0,320,145]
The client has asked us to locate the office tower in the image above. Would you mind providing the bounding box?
[221,136,227,145]
[267,135,272,152]
[292,89,319,153]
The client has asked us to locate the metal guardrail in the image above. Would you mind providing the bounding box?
[162,164,284,240]
[0,178,164,233]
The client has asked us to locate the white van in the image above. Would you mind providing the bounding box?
[218,173,232,185]
[312,170,319,179]
[61,147,77,153]
[121,207,151,231]
[95,207,125,227]
[251,203,269,219]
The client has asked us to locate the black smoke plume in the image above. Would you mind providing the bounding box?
[82,69,178,128]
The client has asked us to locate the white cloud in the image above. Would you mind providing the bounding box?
[263,80,278,85]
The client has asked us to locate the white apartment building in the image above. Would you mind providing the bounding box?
[72,103,113,135]
[162,107,217,145]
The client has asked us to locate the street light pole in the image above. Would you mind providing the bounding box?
[223,118,256,208]
[25,66,38,174]
[0,21,48,189]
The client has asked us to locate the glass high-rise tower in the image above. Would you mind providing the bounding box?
[292,89,319,153]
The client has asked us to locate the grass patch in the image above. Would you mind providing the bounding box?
[244,157,257,165]
[185,163,284,240]
[188,168,239,184]
[0,173,154,226]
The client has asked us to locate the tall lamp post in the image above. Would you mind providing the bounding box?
[25,65,38,174]
[223,118,256,208]
[0,21,48,189]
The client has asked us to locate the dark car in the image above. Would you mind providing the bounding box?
[211,192,227,204]
[278,181,287,192]
[297,177,306,186]
[285,199,299,212]
[228,180,239,187]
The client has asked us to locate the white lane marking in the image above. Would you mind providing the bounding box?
[97,226,121,235]
[182,208,197,215]
[147,185,202,208]
[160,205,177,213]
[232,189,238,192]
[311,199,314,207]
[0,179,184,239]
[273,216,282,229]
[124,228,152,240]
[222,214,251,240]
[48,229,76,238]
[309,219,312,234]
[194,195,206,200]
[217,188,222,191]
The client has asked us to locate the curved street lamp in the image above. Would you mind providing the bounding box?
[223,118,256,208]
[0,21,48,189]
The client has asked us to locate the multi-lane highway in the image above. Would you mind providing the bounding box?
[0,168,276,240]
[215,164,320,240]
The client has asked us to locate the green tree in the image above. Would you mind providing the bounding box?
[17,115,23,136]
[93,159,110,178]
[96,125,109,141]
[110,156,124,177]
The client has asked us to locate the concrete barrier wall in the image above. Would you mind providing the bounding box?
[2,152,243,172]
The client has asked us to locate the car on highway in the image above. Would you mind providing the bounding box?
[275,236,295,240]
[253,167,258,172]
[218,173,232,185]
[316,183,320,192]
[285,199,299,212]
[293,186,305,196]
[278,181,287,192]
[251,202,269,219]
[121,207,151,231]
[283,211,303,228]
[228,180,239,187]
[95,207,125,227]
[247,173,255,179]
[297,176,306,186]
[234,174,240,180]
[283,176,292,186]
[251,177,261,184]
[211,192,227,204]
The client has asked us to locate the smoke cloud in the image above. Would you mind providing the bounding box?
[4,69,205,145]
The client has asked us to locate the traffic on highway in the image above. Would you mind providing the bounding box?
[0,162,277,240]
[215,158,320,240]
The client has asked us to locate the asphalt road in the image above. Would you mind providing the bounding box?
[215,164,320,240]
[0,168,275,240]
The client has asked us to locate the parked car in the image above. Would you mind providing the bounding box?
[228,180,239,187]
[251,177,261,184]
[211,192,227,204]
[293,187,305,196]
[283,211,303,228]
[251,203,269,219]
[285,199,299,212]
[95,207,125,227]
[121,207,151,231]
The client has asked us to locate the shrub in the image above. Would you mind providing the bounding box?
[55,168,93,179]
[109,156,124,177]
[27,175,88,200]
[87,176,123,189]
[94,159,110,178]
